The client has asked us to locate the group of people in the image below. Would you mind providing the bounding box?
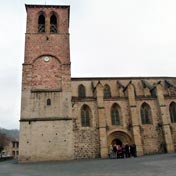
[109,143,137,159]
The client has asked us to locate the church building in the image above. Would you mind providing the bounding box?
[19,4,176,162]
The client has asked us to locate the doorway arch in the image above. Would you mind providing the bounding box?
[107,130,132,147]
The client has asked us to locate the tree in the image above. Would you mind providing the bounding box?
[0,133,10,158]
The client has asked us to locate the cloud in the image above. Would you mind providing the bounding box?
[71,0,176,77]
[0,69,21,129]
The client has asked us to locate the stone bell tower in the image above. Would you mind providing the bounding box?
[19,4,74,162]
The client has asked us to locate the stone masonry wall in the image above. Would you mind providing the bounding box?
[19,120,74,162]
[72,100,100,159]
[136,100,162,154]
[74,127,100,159]
[71,78,176,156]
[19,5,73,162]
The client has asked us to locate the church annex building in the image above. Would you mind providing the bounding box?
[19,4,176,162]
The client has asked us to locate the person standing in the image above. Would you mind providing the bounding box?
[122,144,126,158]
[116,145,119,159]
[109,144,113,159]
[133,144,137,157]
[113,144,117,159]
[125,143,130,158]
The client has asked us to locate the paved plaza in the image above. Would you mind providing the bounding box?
[0,153,176,176]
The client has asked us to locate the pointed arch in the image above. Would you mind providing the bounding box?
[81,104,91,127]
[140,102,152,124]
[50,13,57,33]
[104,84,111,98]
[111,103,121,125]
[78,84,86,98]
[38,13,45,33]
[169,102,176,123]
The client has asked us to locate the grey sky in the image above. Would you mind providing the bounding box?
[0,0,176,129]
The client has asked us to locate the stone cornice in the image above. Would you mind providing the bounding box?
[20,117,73,122]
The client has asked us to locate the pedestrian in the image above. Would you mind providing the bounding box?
[109,144,113,159]
[133,144,137,157]
[113,144,117,159]
[125,143,130,158]
[122,144,126,158]
[117,145,123,158]
[116,145,119,159]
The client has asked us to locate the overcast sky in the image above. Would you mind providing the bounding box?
[1,0,176,129]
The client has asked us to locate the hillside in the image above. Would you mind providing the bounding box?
[0,128,19,140]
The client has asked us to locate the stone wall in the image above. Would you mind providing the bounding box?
[74,127,100,159]
[19,5,73,162]
[72,100,100,159]
[19,120,74,162]
[71,78,176,156]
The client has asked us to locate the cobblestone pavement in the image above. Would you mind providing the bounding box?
[0,153,176,176]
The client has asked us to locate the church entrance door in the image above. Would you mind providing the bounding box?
[112,138,122,146]
[107,130,132,147]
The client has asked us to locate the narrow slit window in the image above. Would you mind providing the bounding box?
[104,84,111,98]
[47,99,51,106]
[78,84,86,98]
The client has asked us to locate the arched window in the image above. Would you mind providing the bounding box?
[104,84,111,98]
[47,99,51,106]
[50,14,57,33]
[38,14,45,33]
[111,103,121,125]
[169,102,176,123]
[140,103,152,124]
[81,105,91,127]
[78,84,86,98]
